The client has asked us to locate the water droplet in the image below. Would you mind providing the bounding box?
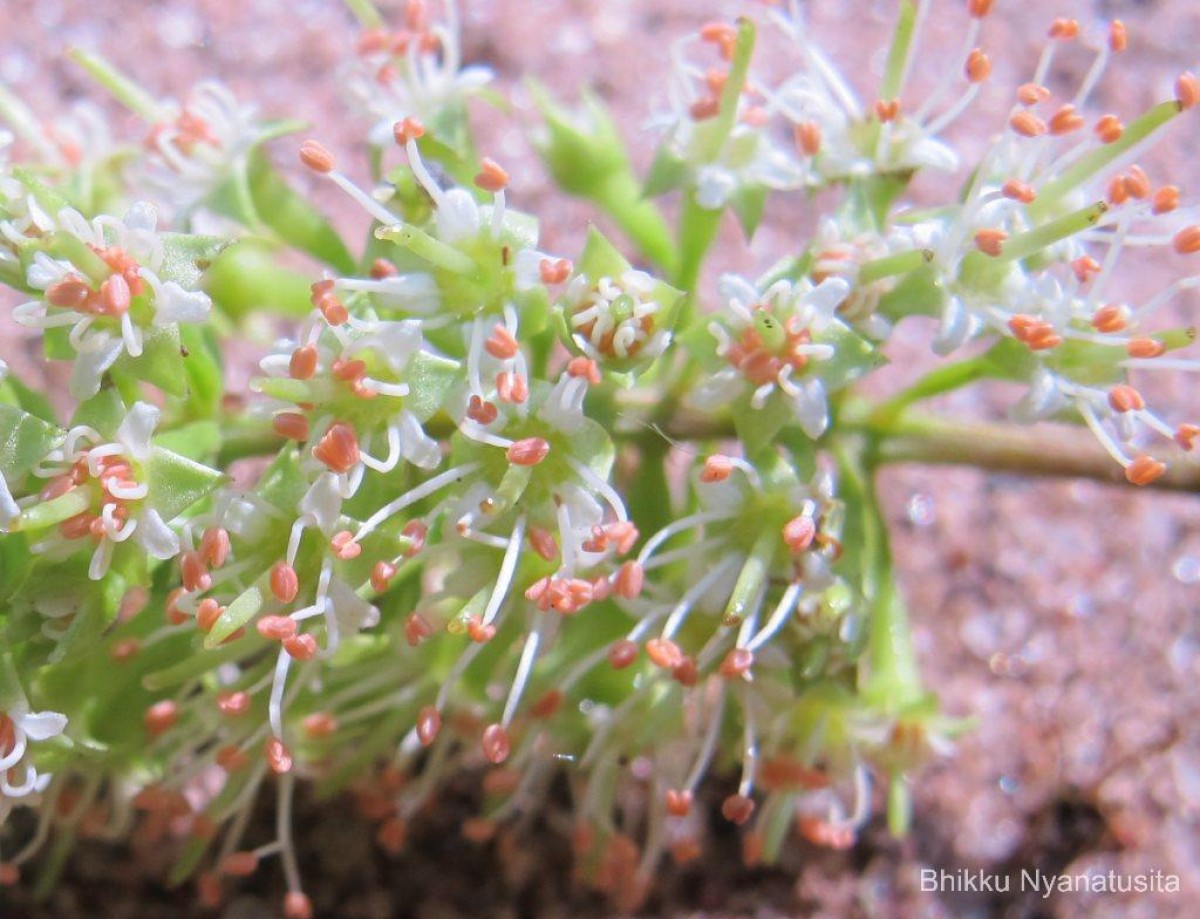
[998,776,1019,795]
[1172,555,1200,584]
[905,493,936,527]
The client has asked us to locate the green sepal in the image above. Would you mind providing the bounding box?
[157,233,232,290]
[111,325,187,397]
[732,389,793,457]
[731,183,768,239]
[404,351,462,422]
[0,403,64,482]
[643,146,689,198]
[144,446,225,520]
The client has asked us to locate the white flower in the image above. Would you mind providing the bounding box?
[15,204,213,399]
[1,704,68,798]
[565,270,671,362]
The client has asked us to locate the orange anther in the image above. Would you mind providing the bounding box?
[689,96,720,121]
[145,700,178,736]
[1090,304,1127,333]
[481,724,510,764]
[1125,455,1165,486]
[371,560,397,593]
[963,48,991,84]
[782,514,816,552]
[1048,18,1079,41]
[1123,165,1150,200]
[874,99,900,122]
[416,706,441,746]
[1175,423,1200,451]
[719,647,755,679]
[196,598,223,633]
[1049,105,1085,135]
[313,422,360,472]
[303,712,338,738]
[1017,83,1050,106]
[1127,337,1166,359]
[474,157,509,193]
[613,561,644,599]
[217,691,251,717]
[1107,384,1145,413]
[466,616,496,643]
[1152,185,1180,215]
[1108,20,1127,53]
[331,530,361,560]
[722,794,756,825]
[273,412,310,442]
[1176,72,1199,110]
[484,324,520,360]
[506,437,549,466]
[299,140,335,173]
[539,258,573,285]
[608,638,639,669]
[265,737,293,774]
[974,228,1008,257]
[1093,113,1123,144]
[283,633,318,661]
[665,789,693,817]
[220,851,259,877]
[645,637,684,670]
[257,614,298,641]
[283,892,314,919]
[1001,179,1037,204]
[968,0,993,17]
[1009,111,1047,137]
[1173,226,1200,254]
[289,344,319,380]
[393,117,425,145]
[794,120,821,156]
[270,563,300,603]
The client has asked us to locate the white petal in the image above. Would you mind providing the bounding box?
[137,507,181,559]
[117,402,160,461]
[792,378,829,439]
[69,336,123,400]
[153,281,212,325]
[327,577,380,633]
[299,472,344,534]
[0,471,19,531]
[18,710,67,741]
[436,188,480,242]
[123,201,159,233]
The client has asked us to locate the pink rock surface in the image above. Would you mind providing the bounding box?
[3,1,1199,916]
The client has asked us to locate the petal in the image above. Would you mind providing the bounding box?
[69,336,123,400]
[123,201,159,233]
[299,472,344,534]
[0,471,19,530]
[136,507,181,559]
[18,710,67,741]
[152,281,212,325]
[117,402,161,461]
[436,188,480,243]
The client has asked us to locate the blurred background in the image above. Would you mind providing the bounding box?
[3,1,1199,916]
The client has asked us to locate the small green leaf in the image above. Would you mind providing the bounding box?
[643,146,689,198]
[578,226,631,280]
[731,184,768,239]
[732,390,793,457]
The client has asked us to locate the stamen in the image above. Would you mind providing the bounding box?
[1173,226,1200,255]
[1093,114,1124,144]
[964,48,990,84]
[507,437,549,466]
[474,158,509,193]
[481,723,510,764]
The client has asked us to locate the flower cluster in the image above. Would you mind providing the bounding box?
[0,0,1194,912]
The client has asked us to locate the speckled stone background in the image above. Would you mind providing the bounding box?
[2,1,1199,917]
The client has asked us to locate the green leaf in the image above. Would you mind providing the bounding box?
[144,446,225,520]
[246,148,356,273]
[70,388,125,434]
[0,374,58,424]
[0,404,63,481]
[257,448,309,513]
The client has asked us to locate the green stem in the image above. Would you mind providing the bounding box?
[858,247,933,284]
[1027,100,1182,220]
[342,0,384,29]
[695,19,756,163]
[880,0,919,101]
[375,225,477,275]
